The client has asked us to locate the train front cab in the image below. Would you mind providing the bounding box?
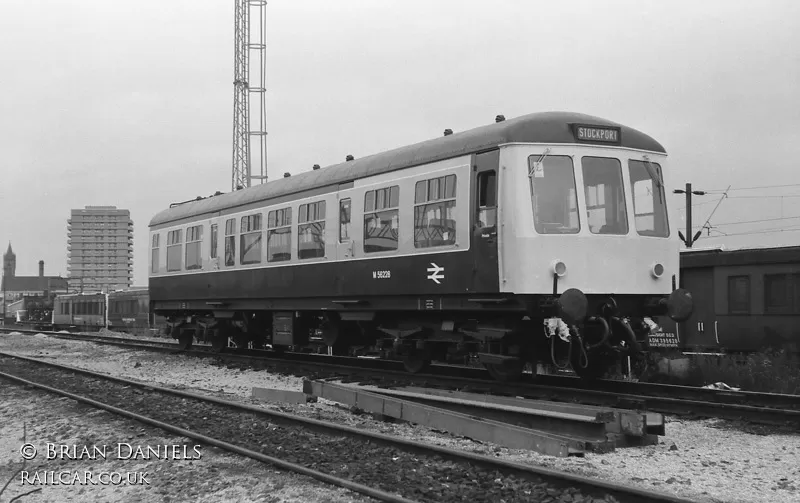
[484,136,692,378]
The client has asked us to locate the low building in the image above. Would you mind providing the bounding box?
[2,243,68,321]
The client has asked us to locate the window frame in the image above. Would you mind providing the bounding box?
[224,218,236,267]
[363,185,400,254]
[727,275,751,315]
[528,155,580,234]
[298,201,326,260]
[628,160,670,237]
[166,229,183,272]
[581,156,629,235]
[414,174,457,248]
[339,198,351,243]
[185,225,203,270]
[764,273,799,315]
[210,223,218,259]
[240,213,263,265]
[150,233,160,274]
[267,207,293,262]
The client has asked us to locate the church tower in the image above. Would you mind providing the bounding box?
[3,242,16,278]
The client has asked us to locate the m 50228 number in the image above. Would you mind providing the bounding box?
[372,270,391,279]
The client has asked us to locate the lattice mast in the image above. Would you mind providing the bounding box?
[232,0,268,191]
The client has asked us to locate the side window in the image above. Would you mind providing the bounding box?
[210,224,218,259]
[240,214,263,264]
[764,273,799,314]
[414,174,457,248]
[267,208,292,262]
[166,229,182,272]
[185,225,203,270]
[628,160,669,237]
[476,171,497,228]
[581,157,628,235]
[364,185,400,253]
[150,234,160,274]
[299,201,326,259]
[224,218,236,267]
[727,276,750,314]
[339,198,351,242]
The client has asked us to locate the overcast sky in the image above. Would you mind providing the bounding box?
[1,0,799,286]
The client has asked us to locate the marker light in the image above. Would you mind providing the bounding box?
[651,263,665,278]
[552,260,567,277]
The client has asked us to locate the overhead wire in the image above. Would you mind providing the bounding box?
[692,215,800,228]
[709,223,800,238]
[704,182,800,193]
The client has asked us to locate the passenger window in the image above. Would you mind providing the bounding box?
[339,198,351,242]
[528,155,580,234]
[166,229,182,271]
[414,174,457,248]
[185,225,203,270]
[476,171,497,228]
[728,276,750,314]
[267,208,292,262]
[298,201,326,259]
[364,186,399,253]
[240,214,263,264]
[151,234,160,274]
[210,224,218,259]
[224,218,236,266]
[582,157,628,234]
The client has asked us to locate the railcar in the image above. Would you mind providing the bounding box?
[657,245,799,354]
[9,295,55,331]
[107,288,166,335]
[148,111,693,380]
[52,292,108,332]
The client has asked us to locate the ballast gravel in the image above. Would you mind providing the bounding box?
[0,356,613,503]
[2,331,799,503]
[0,385,373,503]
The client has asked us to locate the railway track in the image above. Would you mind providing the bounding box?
[2,327,799,426]
[0,352,695,503]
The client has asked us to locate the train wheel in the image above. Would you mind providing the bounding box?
[177,330,193,351]
[484,361,524,382]
[320,319,340,346]
[210,330,227,353]
[402,350,431,374]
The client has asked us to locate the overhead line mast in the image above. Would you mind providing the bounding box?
[232,0,268,191]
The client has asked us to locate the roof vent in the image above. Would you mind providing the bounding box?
[283,172,291,178]
[346,155,354,161]
[495,115,505,123]
[443,129,453,136]
[312,164,320,170]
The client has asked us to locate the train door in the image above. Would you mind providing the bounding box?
[680,268,716,351]
[336,189,354,261]
[471,150,501,292]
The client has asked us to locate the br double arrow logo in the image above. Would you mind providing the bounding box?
[426,263,444,284]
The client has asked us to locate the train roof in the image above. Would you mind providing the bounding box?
[55,292,106,299]
[150,111,665,228]
[681,244,800,268]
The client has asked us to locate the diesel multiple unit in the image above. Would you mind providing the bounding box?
[148,112,693,380]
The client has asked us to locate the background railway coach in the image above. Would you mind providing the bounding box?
[664,245,799,354]
[108,288,165,335]
[148,112,693,380]
[52,292,107,332]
